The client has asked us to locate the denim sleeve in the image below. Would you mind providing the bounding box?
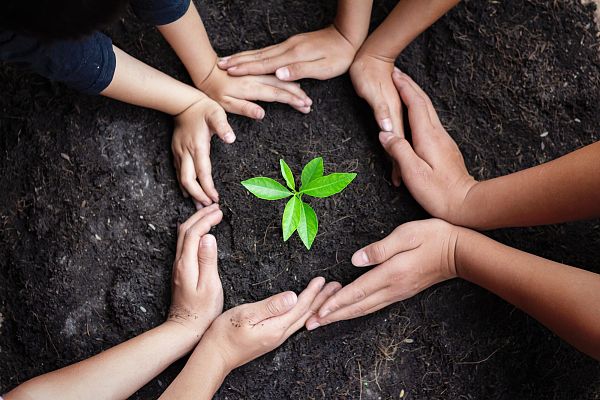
[130,0,191,26]
[0,31,116,94]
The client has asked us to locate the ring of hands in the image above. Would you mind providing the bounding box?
[167,205,224,340]
[197,62,312,119]
[200,277,341,373]
[305,219,461,330]
[217,25,358,82]
[379,70,478,224]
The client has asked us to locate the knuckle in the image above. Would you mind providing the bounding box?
[288,63,303,78]
[369,242,388,263]
[375,101,390,115]
[351,285,367,303]
[266,298,285,315]
[351,304,365,317]
[240,102,256,118]
[260,57,272,66]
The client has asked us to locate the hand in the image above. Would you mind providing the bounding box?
[305,219,460,330]
[172,97,234,209]
[198,63,312,119]
[349,51,403,186]
[379,70,478,224]
[217,25,359,81]
[167,204,224,341]
[200,277,341,373]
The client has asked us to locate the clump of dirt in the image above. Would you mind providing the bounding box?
[1,0,600,398]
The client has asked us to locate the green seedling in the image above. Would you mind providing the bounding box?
[241,157,356,250]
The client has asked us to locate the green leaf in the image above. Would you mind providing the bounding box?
[297,201,318,249]
[300,157,323,191]
[300,173,357,198]
[282,196,301,241]
[280,159,295,191]
[241,177,292,200]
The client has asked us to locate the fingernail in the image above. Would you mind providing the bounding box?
[202,201,211,207]
[282,292,296,309]
[381,118,393,132]
[218,56,231,64]
[211,196,219,204]
[223,131,236,143]
[255,108,265,119]
[276,67,290,80]
[201,235,216,246]
[380,131,394,145]
[319,309,331,318]
[305,97,313,106]
[193,199,203,210]
[394,66,402,75]
[300,106,311,114]
[353,250,369,266]
[307,322,320,330]
[227,66,237,72]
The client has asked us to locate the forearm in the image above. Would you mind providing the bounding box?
[456,228,600,359]
[157,0,218,88]
[4,322,200,400]
[460,141,600,230]
[100,46,205,115]
[359,0,461,60]
[334,0,374,50]
[159,340,228,399]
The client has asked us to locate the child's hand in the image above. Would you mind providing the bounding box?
[172,97,234,209]
[217,25,358,82]
[198,63,312,119]
[167,204,224,341]
[379,71,477,224]
[349,51,404,186]
[305,219,460,330]
[200,277,341,373]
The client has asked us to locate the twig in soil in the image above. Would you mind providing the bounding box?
[455,339,510,365]
[251,268,286,286]
[358,360,363,400]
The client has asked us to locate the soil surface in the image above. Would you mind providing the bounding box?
[1,0,600,398]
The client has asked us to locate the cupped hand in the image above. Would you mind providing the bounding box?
[167,204,224,340]
[305,219,461,330]
[198,63,311,119]
[217,25,358,81]
[172,97,234,209]
[201,277,341,373]
[380,70,478,224]
[349,51,403,186]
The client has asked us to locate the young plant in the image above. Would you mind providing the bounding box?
[241,157,356,249]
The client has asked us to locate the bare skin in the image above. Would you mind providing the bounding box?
[304,71,600,361]
[4,206,225,400]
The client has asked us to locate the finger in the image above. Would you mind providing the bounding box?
[246,290,299,326]
[378,133,431,189]
[274,277,326,330]
[206,107,236,144]
[192,142,219,205]
[179,155,212,207]
[351,223,423,267]
[391,71,435,134]
[275,59,332,81]
[197,233,221,289]
[283,281,341,332]
[175,204,221,258]
[254,75,311,106]
[218,44,288,73]
[180,208,223,270]
[311,295,396,329]
[223,97,265,120]
[241,80,310,112]
[393,68,442,129]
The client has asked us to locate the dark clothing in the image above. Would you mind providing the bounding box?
[0,0,190,94]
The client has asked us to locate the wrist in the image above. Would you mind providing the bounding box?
[332,21,366,53]
[162,320,206,353]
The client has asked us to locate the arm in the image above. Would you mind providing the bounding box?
[4,206,225,400]
[305,219,600,360]
[102,46,234,208]
[379,70,600,230]
[217,0,373,81]
[159,277,341,399]
[157,1,311,118]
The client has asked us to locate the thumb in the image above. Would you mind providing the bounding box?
[379,132,428,182]
[247,291,297,325]
[197,234,219,284]
[207,107,236,144]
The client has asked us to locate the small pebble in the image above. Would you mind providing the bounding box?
[140,306,147,313]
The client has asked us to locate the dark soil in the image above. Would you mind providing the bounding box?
[1,0,600,398]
